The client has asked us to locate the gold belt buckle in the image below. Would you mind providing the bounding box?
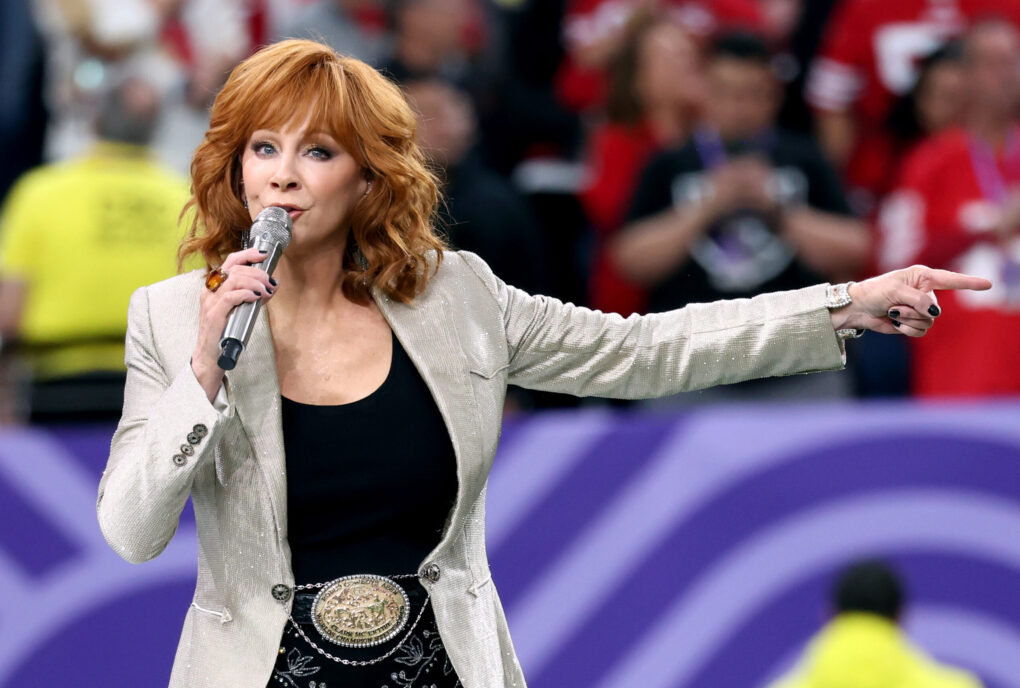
[311,574,410,648]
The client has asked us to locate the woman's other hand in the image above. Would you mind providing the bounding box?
[831,265,993,337]
[191,248,278,401]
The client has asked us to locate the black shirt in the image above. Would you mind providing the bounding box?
[281,330,458,585]
[626,128,852,313]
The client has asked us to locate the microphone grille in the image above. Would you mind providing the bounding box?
[252,206,293,248]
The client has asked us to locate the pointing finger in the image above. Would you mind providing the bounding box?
[919,267,993,291]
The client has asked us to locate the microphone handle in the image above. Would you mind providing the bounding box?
[217,242,285,371]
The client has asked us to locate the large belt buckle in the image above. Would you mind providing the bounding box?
[311,574,410,648]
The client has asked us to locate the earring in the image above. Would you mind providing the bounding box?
[364,181,372,196]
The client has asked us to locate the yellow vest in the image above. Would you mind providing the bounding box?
[771,614,983,688]
[0,143,195,378]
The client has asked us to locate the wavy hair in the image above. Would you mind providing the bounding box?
[179,39,445,304]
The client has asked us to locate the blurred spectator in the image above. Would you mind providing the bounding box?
[276,0,390,65]
[381,0,480,85]
[885,42,966,160]
[0,76,189,422]
[769,560,983,688]
[579,10,704,315]
[404,77,549,297]
[613,32,868,403]
[806,0,1020,215]
[851,42,966,399]
[0,0,48,200]
[556,0,766,113]
[32,0,245,160]
[876,19,1020,397]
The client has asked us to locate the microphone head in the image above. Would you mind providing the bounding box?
[252,206,293,249]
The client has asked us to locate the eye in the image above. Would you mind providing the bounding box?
[305,145,333,160]
[251,140,276,157]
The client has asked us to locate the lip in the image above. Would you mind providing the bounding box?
[268,204,304,220]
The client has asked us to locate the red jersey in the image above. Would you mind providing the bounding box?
[876,126,1020,397]
[807,0,1020,199]
[557,0,765,112]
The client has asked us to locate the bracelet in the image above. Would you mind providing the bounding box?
[825,282,865,341]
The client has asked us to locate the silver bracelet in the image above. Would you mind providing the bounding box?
[825,282,865,341]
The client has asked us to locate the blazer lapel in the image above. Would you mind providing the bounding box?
[374,286,483,557]
[224,306,289,539]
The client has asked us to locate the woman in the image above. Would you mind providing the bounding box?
[580,10,704,316]
[97,39,990,688]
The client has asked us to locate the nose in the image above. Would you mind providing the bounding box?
[270,154,300,190]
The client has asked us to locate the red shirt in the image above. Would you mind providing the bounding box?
[807,0,1020,198]
[578,121,661,315]
[876,126,1020,397]
[557,0,765,112]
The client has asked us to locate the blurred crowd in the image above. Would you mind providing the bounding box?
[2,0,1020,422]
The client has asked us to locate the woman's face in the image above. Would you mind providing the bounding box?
[635,22,703,110]
[240,119,368,250]
[916,62,966,135]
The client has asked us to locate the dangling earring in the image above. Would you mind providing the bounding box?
[364,181,372,197]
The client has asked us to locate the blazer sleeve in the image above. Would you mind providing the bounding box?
[458,251,848,398]
[97,286,234,564]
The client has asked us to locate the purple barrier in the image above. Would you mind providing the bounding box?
[2,400,1019,687]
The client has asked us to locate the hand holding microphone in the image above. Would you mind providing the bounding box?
[191,207,292,401]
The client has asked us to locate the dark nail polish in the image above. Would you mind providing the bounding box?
[266,287,274,294]
[891,319,901,327]
[928,304,941,317]
[253,290,262,297]
[259,249,268,254]
[889,309,900,318]
[269,277,278,286]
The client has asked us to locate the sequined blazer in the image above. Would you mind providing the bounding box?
[97,250,848,688]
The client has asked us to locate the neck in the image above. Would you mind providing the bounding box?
[645,105,689,146]
[968,107,1014,149]
[270,237,353,316]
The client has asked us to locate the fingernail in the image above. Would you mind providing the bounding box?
[266,287,274,294]
[253,290,262,297]
[269,277,278,286]
[259,249,268,254]
[891,319,901,327]
[928,304,941,317]
[889,309,900,318]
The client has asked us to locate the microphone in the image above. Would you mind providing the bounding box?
[217,206,292,370]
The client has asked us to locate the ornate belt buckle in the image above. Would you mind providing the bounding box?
[311,574,410,648]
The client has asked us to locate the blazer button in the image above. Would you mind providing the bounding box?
[422,563,441,583]
[271,584,292,602]
[186,432,201,445]
[180,444,194,457]
[193,423,208,438]
[172,454,187,467]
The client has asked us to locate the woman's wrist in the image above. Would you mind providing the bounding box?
[827,282,865,334]
[191,354,225,403]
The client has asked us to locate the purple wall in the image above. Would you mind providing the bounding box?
[2,400,1019,687]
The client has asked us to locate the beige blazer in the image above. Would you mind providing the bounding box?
[97,250,847,687]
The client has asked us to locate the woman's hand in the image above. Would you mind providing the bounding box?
[831,264,993,337]
[191,247,278,402]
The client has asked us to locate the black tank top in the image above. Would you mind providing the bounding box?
[281,330,458,584]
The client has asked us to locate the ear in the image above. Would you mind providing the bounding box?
[360,171,373,197]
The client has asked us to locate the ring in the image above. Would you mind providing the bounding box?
[205,267,228,292]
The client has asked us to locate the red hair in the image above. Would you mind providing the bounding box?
[179,39,445,303]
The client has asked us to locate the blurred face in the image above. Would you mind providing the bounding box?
[704,58,778,140]
[405,81,475,169]
[965,23,1020,114]
[403,0,470,54]
[635,22,704,110]
[240,119,368,250]
[915,61,966,135]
